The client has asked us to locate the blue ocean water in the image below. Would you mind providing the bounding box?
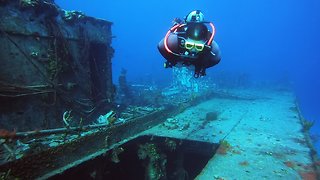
[55,0,320,153]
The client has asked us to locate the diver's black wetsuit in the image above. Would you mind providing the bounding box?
[158,22,221,77]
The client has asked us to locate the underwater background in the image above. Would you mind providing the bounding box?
[55,0,320,153]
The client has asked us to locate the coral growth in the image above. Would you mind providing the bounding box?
[19,0,39,8]
[217,140,231,155]
[111,147,124,163]
[138,143,160,160]
[165,139,177,151]
[163,118,179,130]
[239,161,249,166]
[62,10,85,23]
[137,143,167,180]
[283,161,296,168]
[299,171,317,180]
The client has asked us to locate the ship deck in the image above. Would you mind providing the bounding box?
[142,88,317,179]
[1,88,318,179]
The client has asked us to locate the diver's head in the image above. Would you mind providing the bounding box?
[186,23,208,41]
[185,10,205,23]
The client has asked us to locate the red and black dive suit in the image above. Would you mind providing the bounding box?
[158,21,221,77]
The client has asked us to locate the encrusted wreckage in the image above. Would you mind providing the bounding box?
[0,0,115,131]
[0,1,219,179]
[3,1,315,180]
[0,0,290,179]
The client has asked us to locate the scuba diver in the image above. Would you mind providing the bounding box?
[158,10,221,77]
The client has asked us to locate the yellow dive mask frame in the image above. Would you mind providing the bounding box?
[184,38,207,52]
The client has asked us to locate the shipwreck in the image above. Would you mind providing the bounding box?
[0,0,319,179]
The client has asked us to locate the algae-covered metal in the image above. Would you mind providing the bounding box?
[0,0,115,131]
